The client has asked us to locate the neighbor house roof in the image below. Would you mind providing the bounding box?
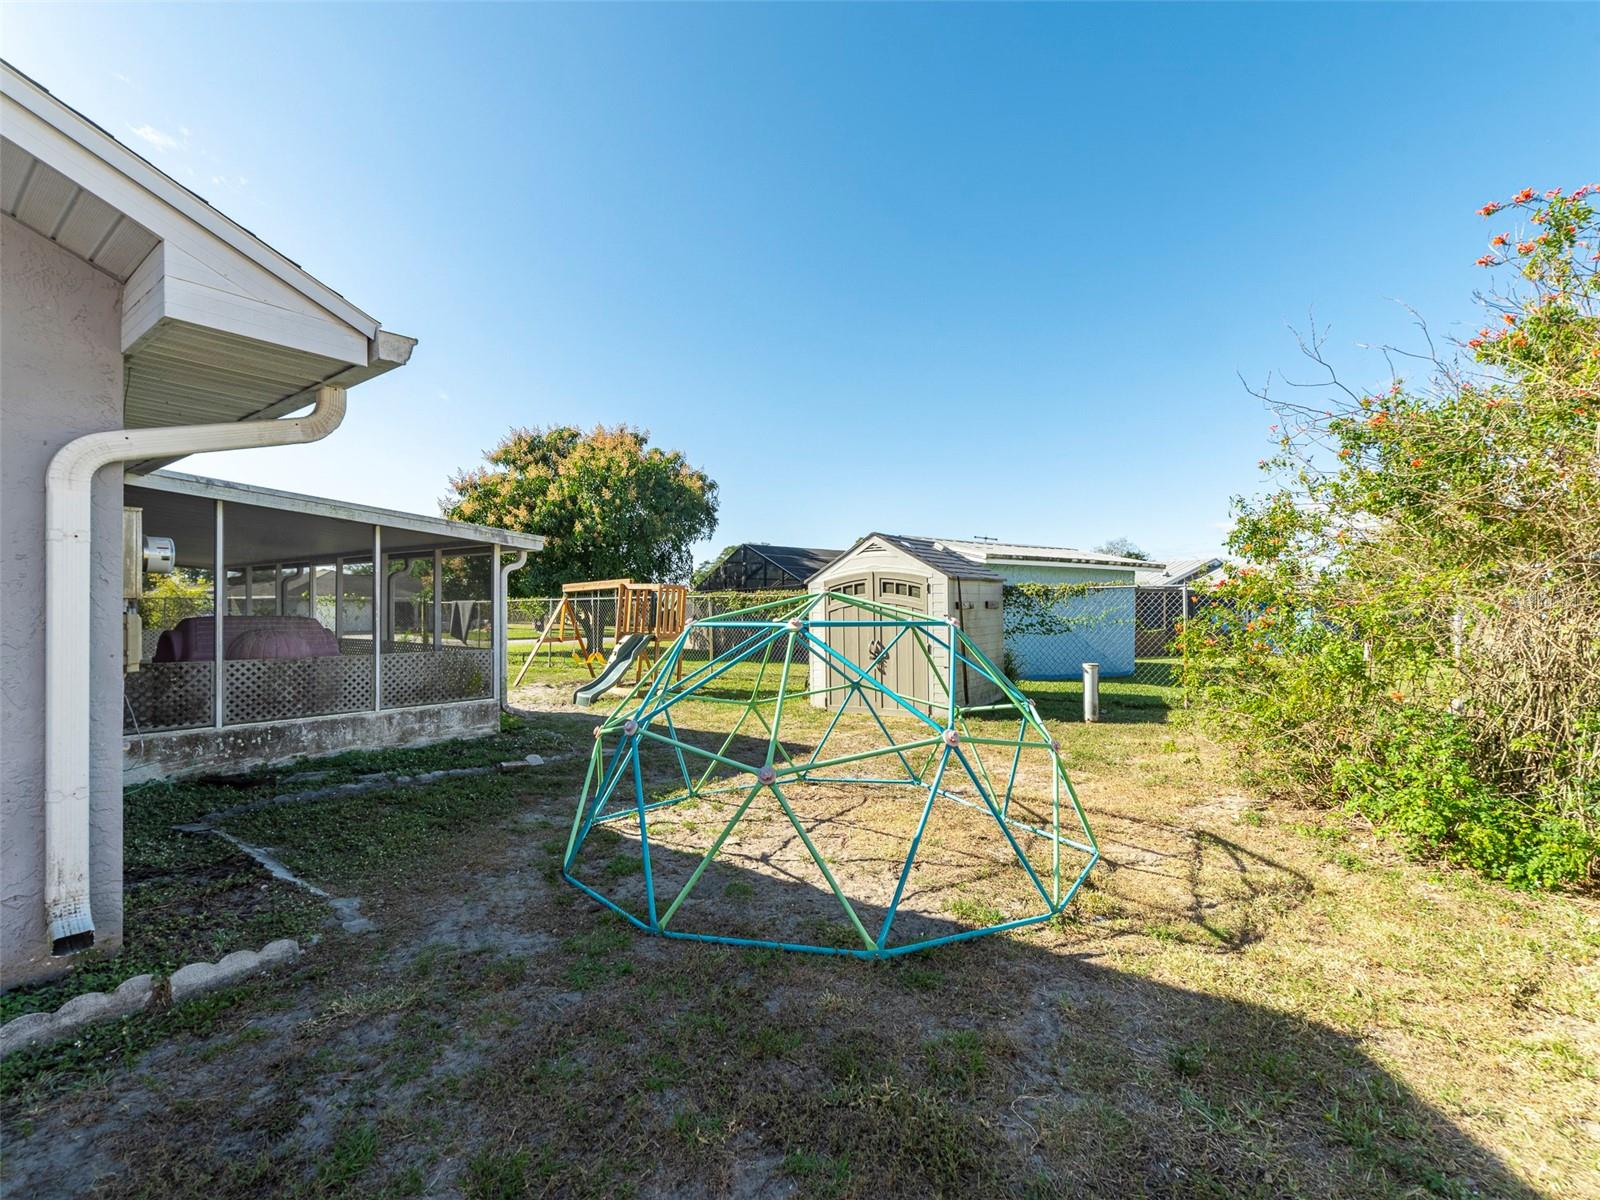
[737,544,843,579]
[1134,557,1225,587]
[931,537,1158,572]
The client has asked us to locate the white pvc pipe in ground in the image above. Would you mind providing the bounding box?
[43,385,347,954]
[1083,662,1100,723]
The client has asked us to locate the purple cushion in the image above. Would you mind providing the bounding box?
[154,616,339,662]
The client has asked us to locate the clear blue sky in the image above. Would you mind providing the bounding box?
[5,3,1597,566]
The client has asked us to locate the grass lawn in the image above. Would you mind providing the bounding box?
[2,690,1595,1199]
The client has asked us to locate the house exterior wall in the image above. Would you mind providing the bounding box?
[1,213,127,983]
[995,563,1138,679]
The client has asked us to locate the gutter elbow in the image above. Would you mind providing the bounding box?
[43,385,347,955]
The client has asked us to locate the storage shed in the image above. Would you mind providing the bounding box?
[806,533,1005,713]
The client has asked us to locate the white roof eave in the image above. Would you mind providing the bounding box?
[1,60,379,338]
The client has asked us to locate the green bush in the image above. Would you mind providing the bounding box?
[1330,709,1596,888]
[1184,182,1600,889]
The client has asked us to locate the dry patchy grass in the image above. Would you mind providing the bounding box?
[2,691,1595,1199]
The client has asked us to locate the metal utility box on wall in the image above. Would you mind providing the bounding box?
[806,533,1005,713]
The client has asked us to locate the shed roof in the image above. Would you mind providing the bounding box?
[812,533,1003,583]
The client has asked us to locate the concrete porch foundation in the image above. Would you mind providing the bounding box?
[124,700,502,784]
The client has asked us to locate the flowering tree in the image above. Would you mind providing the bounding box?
[444,424,719,596]
[1182,183,1599,887]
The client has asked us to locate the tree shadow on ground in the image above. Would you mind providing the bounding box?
[1021,685,1177,726]
[554,775,1534,1199]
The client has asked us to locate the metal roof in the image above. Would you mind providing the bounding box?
[934,537,1158,571]
[1135,557,1225,587]
[129,470,544,567]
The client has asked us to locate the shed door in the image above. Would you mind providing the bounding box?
[823,573,929,713]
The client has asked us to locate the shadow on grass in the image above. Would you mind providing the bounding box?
[1020,681,1179,726]
[0,706,1542,1200]
[538,832,1537,1199]
[550,739,1531,1198]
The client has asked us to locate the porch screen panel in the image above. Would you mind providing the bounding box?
[382,549,493,707]
[311,563,338,631]
[339,558,375,646]
[249,567,279,616]
[125,567,215,734]
[281,564,314,618]
[441,552,493,648]
[385,554,433,644]
[220,507,375,723]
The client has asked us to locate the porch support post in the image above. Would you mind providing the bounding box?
[374,525,384,711]
[334,558,344,639]
[432,549,442,648]
[212,500,225,728]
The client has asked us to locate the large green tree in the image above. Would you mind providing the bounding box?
[444,425,719,596]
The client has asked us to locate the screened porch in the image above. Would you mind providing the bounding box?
[122,472,540,743]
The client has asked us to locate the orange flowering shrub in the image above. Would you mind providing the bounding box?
[1182,183,1599,887]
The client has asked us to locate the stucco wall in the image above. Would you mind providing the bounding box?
[1,214,127,984]
[996,564,1137,680]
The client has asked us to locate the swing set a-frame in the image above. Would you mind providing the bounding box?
[512,578,688,689]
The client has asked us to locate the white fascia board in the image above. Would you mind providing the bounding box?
[1,66,379,340]
[121,241,368,364]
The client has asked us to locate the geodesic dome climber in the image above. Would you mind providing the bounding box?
[561,591,1099,958]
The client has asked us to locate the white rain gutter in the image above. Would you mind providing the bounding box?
[44,384,348,954]
[497,551,529,708]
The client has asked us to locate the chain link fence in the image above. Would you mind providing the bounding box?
[508,586,1196,704]
[1001,584,1191,694]
[508,591,816,684]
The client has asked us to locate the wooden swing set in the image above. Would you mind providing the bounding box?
[511,578,688,689]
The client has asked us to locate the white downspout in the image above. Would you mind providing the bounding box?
[44,384,347,954]
[497,550,528,709]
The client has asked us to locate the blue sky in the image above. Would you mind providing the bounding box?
[5,3,1597,566]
